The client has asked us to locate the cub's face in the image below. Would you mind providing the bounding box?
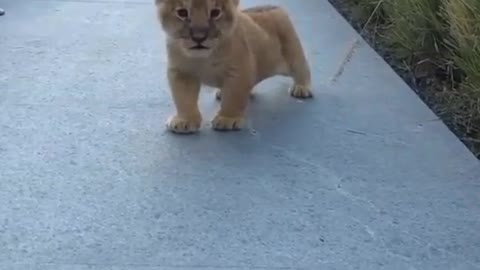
[156,0,239,58]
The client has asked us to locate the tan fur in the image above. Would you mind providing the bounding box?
[156,0,312,133]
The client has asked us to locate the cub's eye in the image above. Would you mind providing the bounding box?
[175,8,189,19]
[210,8,222,19]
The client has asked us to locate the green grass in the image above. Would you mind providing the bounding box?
[330,0,480,157]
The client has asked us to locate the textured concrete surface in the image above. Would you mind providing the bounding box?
[1,0,480,269]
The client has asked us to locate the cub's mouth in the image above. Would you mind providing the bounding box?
[190,45,209,50]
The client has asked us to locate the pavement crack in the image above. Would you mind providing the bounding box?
[329,38,361,84]
[345,128,408,145]
[269,144,480,270]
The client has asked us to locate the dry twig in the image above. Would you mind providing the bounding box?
[329,0,385,84]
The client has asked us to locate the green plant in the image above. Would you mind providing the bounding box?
[329,0,480,157]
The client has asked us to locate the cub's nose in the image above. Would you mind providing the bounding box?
[189,26,209,44]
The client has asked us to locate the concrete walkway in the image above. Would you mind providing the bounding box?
[1,0,479,269]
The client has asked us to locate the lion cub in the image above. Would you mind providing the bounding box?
[156,0,312,133]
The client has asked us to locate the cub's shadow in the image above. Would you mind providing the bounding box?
[163,78,336,157]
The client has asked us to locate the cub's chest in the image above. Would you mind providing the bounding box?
[179,60,226,88]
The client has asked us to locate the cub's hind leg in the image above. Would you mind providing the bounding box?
[278,12,313,98]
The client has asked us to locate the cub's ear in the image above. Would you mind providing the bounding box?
[155,0,164,5]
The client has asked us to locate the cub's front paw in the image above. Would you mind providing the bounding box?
[211,114,245,131]
[289,84,313,99]
[166,115,201,134]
